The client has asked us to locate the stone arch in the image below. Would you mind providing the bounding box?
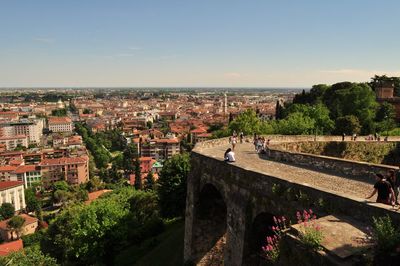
[192,183,227,264]
[244,212,276,265]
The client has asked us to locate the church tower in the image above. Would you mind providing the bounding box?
[223,93,227,115]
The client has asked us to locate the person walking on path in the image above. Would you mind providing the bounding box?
[366,173,395,205]
[239,131,244,143]
[231,135,237,151]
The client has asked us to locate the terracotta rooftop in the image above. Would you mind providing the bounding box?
[12,165,38,174]
[48,116,72,124]
[154,138,179,144]
[0,166,17,172]
[0,239,23,256]
[0,181,24,190]
[0,214,38,231]
[39,156,87,166]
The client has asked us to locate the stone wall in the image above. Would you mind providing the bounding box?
[184,150,400,265]
[272,141,400,165]
[267,149,397,183]
[186,136,400,265]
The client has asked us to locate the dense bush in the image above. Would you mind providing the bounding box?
[41,188,162,265]
[157,153,191,218]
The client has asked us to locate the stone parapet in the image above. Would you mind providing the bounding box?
[268,148,397,183]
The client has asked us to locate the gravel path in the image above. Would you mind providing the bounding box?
[199,143,374,200]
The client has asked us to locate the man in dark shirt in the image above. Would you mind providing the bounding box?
[366,173,395,205]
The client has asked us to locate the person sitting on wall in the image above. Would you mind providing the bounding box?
[224,148,235,163]
[366,173,395,205]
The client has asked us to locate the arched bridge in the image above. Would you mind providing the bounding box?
[184,136,400,265]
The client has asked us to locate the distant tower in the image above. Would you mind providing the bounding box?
[223,93,227,115]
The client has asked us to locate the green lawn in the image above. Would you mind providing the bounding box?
[114,219,185,266]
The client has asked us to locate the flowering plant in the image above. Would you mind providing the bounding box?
[262,216,288,262]
[296,209,323,250]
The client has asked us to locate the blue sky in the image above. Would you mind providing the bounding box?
[0,0,399,87]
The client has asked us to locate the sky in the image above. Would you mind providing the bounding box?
[0,0,400,88]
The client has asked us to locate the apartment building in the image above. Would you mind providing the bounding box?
[48,117,73,133]
[39,156,89,187]
[140,138,180,160]
[0,119,44,144]
[0,181,25,211]
[11,165,41,188]
[0,135,28,151]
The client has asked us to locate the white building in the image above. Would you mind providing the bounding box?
[0,119,44,144]
[48,117,73,133]
[0,181,26,211]
[11,165,42,189]
[0,135,28,151]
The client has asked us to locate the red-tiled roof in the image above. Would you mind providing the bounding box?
[0,166,17,172]
[0,181,24,190]
[197,133,212,138]
[0,240,23,256]
[191,128,207,134]
[13,165,38,174]
[0,214,38,231]
[48,116,72,124]
[9,159,23,166]
[39,156,87,166]
[154,138,179,144]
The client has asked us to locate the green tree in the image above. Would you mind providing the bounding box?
[323,82,377,133]
[229,109,262,135]
[375,102,397,133]
[51,109,67,117]
[146,121,153,129]
[134,158,142,190]
[144,172,155,191]
[52,181,69,192]
[275,112,315,135]
[0,203,15,220]
[41,188,161,265]
[25,189,41,213]
[123,144,137,177]
[0,246,58,266]
[53,190,72,206]
[334,115,361,135]
[7,216,25,240]
[157,153,191,218]
[86,176,104,192]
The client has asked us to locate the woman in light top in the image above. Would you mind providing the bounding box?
[224,148,236,163]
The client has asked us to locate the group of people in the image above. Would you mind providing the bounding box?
[366,169,400,206]
[342,132,389,142]
[253,134,270,154]
[225,132,271,163]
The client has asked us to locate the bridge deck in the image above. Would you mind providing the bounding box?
[199,142,376,201]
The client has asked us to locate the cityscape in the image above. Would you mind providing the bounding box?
[0,1,400,266]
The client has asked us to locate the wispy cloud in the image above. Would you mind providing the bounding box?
[33,37,55,44]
